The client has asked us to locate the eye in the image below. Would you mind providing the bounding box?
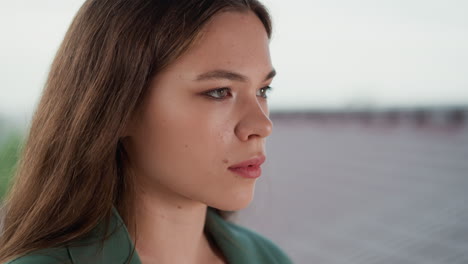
[204,87,232,100]
[258,86,273,99]
[203,86,273,100]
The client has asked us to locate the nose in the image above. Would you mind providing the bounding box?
[234,97,273,141]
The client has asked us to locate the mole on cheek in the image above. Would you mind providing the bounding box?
[222,159,229,164]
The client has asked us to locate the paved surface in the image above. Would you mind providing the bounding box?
[234,113,468,264]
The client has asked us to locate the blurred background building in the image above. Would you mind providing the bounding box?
[1,0,467,263]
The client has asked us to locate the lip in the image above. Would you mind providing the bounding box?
[228,155,266,169]
[228,155,266,179]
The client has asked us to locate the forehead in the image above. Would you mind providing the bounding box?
[163,11,272,78]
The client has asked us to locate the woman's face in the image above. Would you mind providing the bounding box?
[124,10,274,211]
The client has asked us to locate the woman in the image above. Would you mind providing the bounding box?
[0,0,293,263]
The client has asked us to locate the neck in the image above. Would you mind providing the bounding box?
[128,181,219,264]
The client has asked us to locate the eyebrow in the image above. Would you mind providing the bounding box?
[195,69,276,82]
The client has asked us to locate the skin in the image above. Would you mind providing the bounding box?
[122,10,274,264]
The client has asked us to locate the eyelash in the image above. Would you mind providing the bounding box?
[204,86,273,100]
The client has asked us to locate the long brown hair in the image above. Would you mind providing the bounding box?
[0,0,272,262]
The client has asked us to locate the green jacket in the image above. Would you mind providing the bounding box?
[6,207,293,263]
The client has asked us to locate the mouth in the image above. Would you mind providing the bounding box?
[228,166,262,179]
[228,155,266,179]
[228,155,266,169]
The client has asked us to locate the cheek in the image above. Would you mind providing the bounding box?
[132,106,233,187]
[129,105,254,210]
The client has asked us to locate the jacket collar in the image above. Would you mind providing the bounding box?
[205,208,252,263]
[67,207,247,264]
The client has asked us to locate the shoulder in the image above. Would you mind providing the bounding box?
[4,247,72,264]
[4,208,140,264]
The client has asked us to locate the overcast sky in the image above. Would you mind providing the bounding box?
[1,0,467,117]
